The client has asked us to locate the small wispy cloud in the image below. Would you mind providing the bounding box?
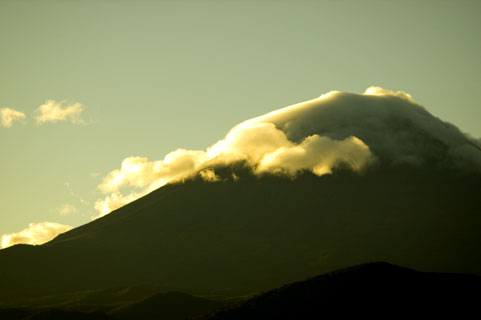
[0,222,72,249]
[35,100,84,124]
[64,182,89,207]
[90,172,101,178]
[0,107,26,128]
[58,203,77,216]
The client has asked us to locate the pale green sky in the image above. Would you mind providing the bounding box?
[1,0,480,238]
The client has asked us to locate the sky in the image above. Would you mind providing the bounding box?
[1,0,480,243]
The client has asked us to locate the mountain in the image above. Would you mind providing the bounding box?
[203,262,481,319]
[1,165,479,303]
[0,88,480,306]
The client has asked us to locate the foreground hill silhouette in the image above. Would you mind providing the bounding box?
[204,262,481,319]
[0,87,480,308]
[1,263,479,319]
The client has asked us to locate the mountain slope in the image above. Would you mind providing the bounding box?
[0,164,480,303]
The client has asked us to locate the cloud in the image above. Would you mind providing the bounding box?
[0,107,26,128]
[35,100,84,124]
[0,222,72,249]
[98,149,208,195]
[255,135,372,176]
[246,86,478,168]
[64,182,89,207]
[199,169,220,182]
[93,149,208,218]
[58,203,77,216]
[363,86,414,102]
[94,119,375,219]
[93,86,481,218]
[206,122,373,176]
[90,172,101,178]
[94,191,142,219]
[93,123,374,218]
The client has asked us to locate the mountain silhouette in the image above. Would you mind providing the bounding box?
[203,262,481,319]
[1,263,479,319]
[0,89,480,309]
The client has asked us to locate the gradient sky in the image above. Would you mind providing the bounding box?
[1,0,480,238]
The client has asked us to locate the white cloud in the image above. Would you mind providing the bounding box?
[93,149,209,219]
[0,107,26,128]
[206,122,373,176]
[98,149,208,195]
[363,86,414,102]
[94,191,142,219]
[1,222,72,249]
[58,203,77,216]
[35,100,84,124]
[255,135,372,176]
[93,87,481,218]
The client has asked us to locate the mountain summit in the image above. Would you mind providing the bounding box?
[90,87,481,217]
[0,88,480,303]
